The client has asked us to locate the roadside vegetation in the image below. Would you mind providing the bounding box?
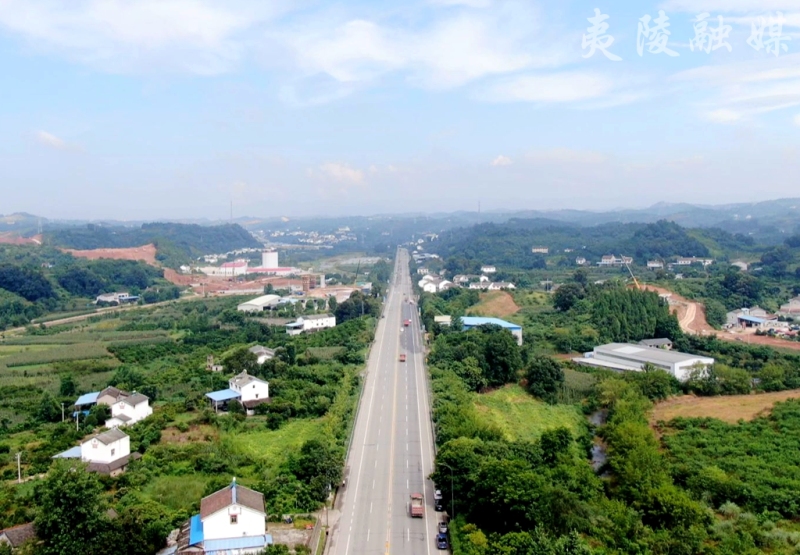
[0,258,391,555]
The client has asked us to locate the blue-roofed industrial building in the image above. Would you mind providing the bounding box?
[459,316,523,345]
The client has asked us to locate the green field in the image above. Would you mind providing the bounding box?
[223,418,326,470]
[142,475,211,513]
[473,385,586,442]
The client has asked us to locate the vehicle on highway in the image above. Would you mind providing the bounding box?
[438,521,448,534]
[410,493,424,518]
[404,319,410,327]
[399,353,406,362]
[434,489,443,511]
[436,533,449,550]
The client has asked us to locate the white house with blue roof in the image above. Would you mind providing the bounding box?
[206,371,269,415]
[165,479,272,555]
[460,316,523,346]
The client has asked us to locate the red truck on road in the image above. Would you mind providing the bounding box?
[399,353,406,362]
[410,493,424,518]
[404,319,410,327]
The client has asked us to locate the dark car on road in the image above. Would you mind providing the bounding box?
[437,533,448,550]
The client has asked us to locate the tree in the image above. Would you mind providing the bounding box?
[36,391,62,423]
[327,295,338,312]
[553,283,584,312]
[525,356,565,403]
[34,461,109,555]
[481,328,523,386]
[59,375,77,398]
[222,347,259,375]
[290,439,343,503]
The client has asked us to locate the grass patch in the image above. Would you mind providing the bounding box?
[142,475,210,513]
[307,346,344,360]
[563,368,597,393]
[0,343,110,367]
[466,291,520,319]
[473,384,585,442]
[652,389,800,425]
[223,418,325,471]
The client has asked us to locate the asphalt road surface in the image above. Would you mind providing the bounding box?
[329,249,440,555]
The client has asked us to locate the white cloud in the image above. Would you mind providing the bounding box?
[662,0,800,12]
[491,155,512,166]
[429,0,492,7]
[0,0,284,74]
[283,3,563,90]
[794,113,800,125]
[672,53,800,123]
[526,148,607,164]
[480,71,616,103]
[706,109,742,123]
[318,162,365,184]
[35,130,67,150]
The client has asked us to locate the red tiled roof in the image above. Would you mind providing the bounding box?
[200,482,265,519]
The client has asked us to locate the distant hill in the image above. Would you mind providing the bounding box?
[46,222,261,267]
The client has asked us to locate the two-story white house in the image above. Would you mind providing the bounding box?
[206,371,270,416]
[169,480,272,555]
[105,392,153,428]
[285,314,336,335]
[70,428,140,476]
[230,371,269,414]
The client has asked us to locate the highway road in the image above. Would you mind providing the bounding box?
[329,248,440,555]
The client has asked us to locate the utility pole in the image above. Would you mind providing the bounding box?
[75,411,79,431]
[16,453,21,484]
[61,402,65,423]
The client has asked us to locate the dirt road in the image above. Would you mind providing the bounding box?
[644,285,800,352]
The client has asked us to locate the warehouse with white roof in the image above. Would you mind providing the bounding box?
[236,294,281,313]
[574,343,714,382]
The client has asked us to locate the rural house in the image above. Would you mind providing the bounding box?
[285,314,336,335]
[248,345,275,364]
[53,428,141,477]
[74,386,153,427]
[206,371,270,415]
[105,392,154,428]
[164,479,272,555]
[0,523,36,551]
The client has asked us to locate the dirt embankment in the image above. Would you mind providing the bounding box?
[0,232,42,245]
[643,285,800,352]
[63,244,158,265]
[642,285,715,334]
[652,389,800,424]
[467,291,520,318]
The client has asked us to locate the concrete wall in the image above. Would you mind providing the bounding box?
[203,505,265,541]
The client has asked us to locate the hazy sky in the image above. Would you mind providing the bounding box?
[1,0,799,220]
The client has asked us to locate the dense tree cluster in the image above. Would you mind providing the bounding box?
[428,325,523,389]
[47,222,260,267]
[56,260,163,297]
[434,219,716,274]
[0,264,56,302]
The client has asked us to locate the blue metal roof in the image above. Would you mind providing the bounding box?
[461,317,522,330]
[75,391,99,406]
[189,514,204,546]
[205,389,241,402]
[204,535,272,553]
[738,315,766,324]
[52,445,82,459]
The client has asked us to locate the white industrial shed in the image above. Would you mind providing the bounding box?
[237,294,281,313]
[574,343,714,382]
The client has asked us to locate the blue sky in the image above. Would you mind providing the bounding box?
[1,0,799,220]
